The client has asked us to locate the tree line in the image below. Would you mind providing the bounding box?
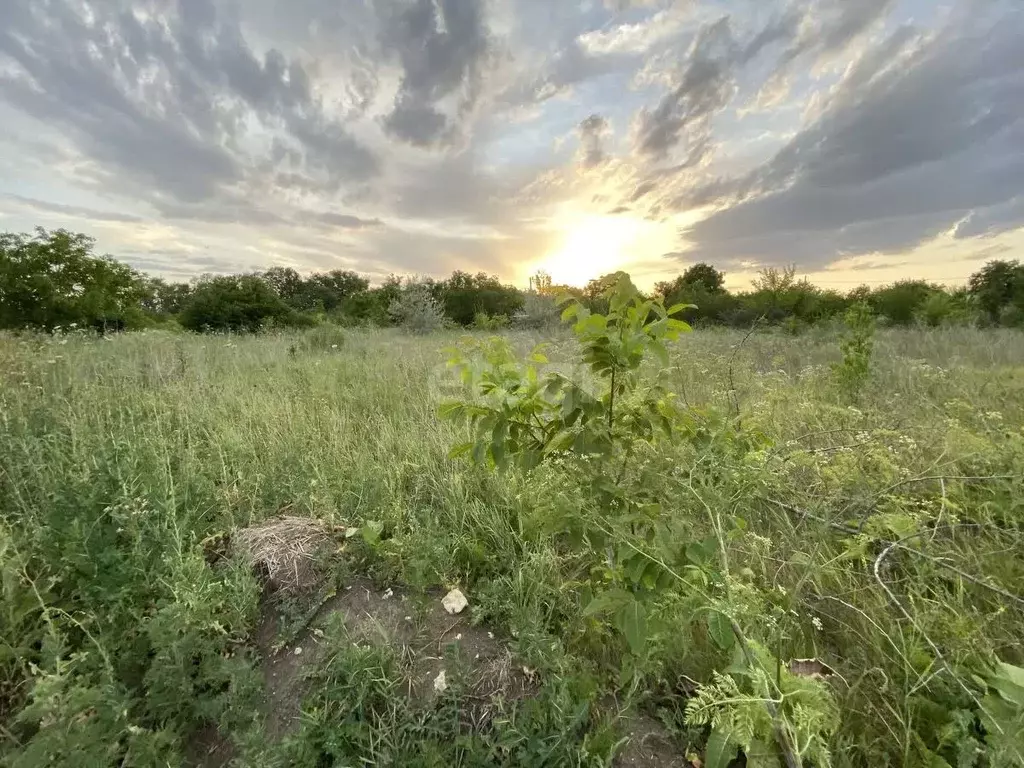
[1,228,1023,333]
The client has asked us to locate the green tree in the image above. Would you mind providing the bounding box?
[870,280,939,326]
[438,271,523,326]
[179,275,302,332]
[0,228,146,330]
[140,278,193,317]
[969,260,1024,325]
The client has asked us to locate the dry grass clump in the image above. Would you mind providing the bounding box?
[233,516,333,593]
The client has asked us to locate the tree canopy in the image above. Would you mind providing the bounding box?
[0,228,1020,333]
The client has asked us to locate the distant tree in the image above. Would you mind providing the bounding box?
[870,280,939,326]
[438,271,523,326]
[682,262,725,293]
[969,260,1024,324]
[179,275,304,332]
[529,271,554,295]
[656,263,730,325]
[0,228,147,330]
[308,270,370,312]
[140,278,193,316]
[261,267,311,310]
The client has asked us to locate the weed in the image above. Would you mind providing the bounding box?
[833,302,875,399]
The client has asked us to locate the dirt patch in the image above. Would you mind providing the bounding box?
[256,576,536,739]
[614,714,691,768]
[183,722,236,768]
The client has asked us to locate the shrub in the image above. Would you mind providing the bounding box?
[516,292,561,329]
[179,275,297,332]
[833,301,875,398]
[472,311,509,331]
[299,324,346,352]
[388,282,446,333]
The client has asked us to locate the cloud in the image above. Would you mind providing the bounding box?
[577,114,611,168]
[631,16,736,160]
[1,194,143,224]
[378,0,493,148]
[0,0,1020,286]
[0,0,377,212]
[678,3,1024,268]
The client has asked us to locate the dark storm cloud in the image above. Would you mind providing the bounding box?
[680,4,1024,267]
[378,0,492,147]
[0,0,377,210]
[631,16,736,159]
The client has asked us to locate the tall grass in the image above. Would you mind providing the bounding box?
[2,326,1022,765]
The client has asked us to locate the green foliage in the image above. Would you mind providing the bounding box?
[442,273,693,657]
[833,301,875,398]
[389,281,448,333]
[0,228,147,331]
[685,645,840,768]
[5,296,1024,767]
[179,274,308,332]
[870,280,941,327]
[440,270,524,326]
[518,292,562,329]
[298,323,346,352]
[969,260,1024,325]
[473,311,511,331]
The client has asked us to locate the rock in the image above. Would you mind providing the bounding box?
[442,588,468,615]
[433,670,448,693]
[294,647,303,656]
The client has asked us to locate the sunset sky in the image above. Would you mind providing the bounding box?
[1,0,1021,290]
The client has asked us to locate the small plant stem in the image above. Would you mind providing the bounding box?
[729,617,802,768]
[608,367,616,429]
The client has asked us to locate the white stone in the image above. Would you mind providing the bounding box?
[433,670,448,693]
[442,588,468,615]
[294,647,303,656]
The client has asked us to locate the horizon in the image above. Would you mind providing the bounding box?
[1,0,1021,292]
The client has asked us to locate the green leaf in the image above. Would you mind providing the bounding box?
[666,302,697,316]
[582,588,632,617]
[437,401,466,420]
[616,598,648,655]
[705,727,737,768]
[361,520,384,546]
[708,612,735,651]
[447,442,474,459]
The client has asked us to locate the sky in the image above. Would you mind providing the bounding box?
[1,0,1022,290]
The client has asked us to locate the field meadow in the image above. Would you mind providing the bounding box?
[2,323,1024,766]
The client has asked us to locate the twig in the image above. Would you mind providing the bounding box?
[728,616,801,768]
[872,540,997,729]
[726,316,761,419]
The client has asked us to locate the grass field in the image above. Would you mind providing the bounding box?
[2,325,1023,766]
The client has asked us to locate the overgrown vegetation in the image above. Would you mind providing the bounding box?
[3,297,1024,766]
[3,226,1024,765]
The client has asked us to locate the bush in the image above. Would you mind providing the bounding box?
[388,283,446,333]
[299,324,346,352]
[179,275,299,332]
[516,292,561,329]
[472,311,509,331]
[833,301,875,398]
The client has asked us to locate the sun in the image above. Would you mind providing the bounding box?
[536,214,653,287]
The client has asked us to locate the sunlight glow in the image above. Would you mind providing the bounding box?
[534,214,665,287]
